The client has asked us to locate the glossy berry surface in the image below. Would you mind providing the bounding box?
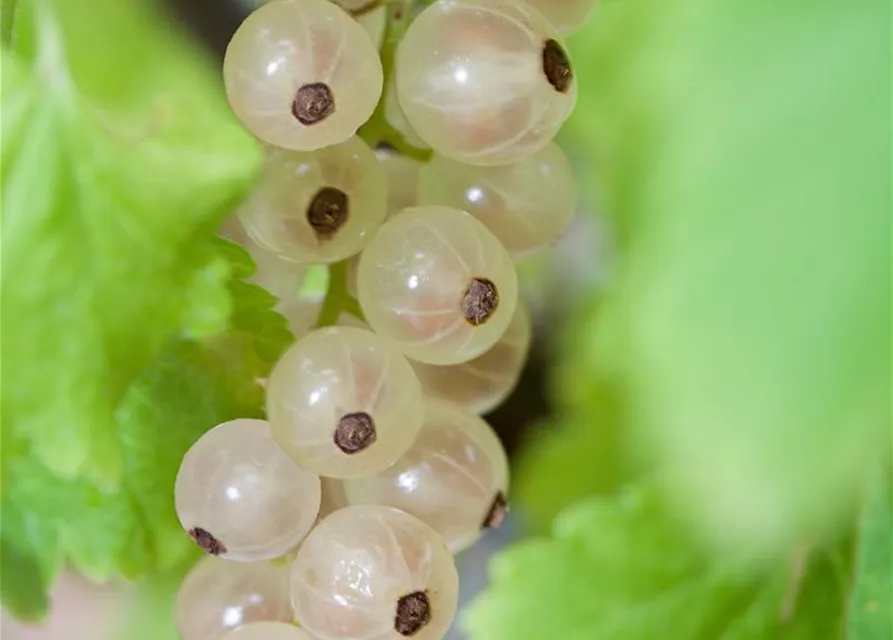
[357,206,518,365]
[342,399,510,551]
[239,137,387,264]
[417,142,577,259]
[410,303,531,414]
[290,505,459,640]
[224,0,383,150]
[266,326,424,478]
[176,557,292,640]
[174,419,321,562]
[396,0,576,165]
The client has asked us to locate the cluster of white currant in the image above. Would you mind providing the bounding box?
[174,0,585,637]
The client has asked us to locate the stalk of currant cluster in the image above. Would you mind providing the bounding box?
[173,0,585,638]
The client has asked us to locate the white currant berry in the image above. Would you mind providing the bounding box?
[317,477,350,519]
[174,419,321,561]
[376,147,422,216]
[342,399,509,552]
[290,505,459,640]
[525,0,597,33]
[176,557,292,640]
[417,142,576,259]
[222,622,315,640]
[238,137,387,264]
[396,0,576,165]
[224,0,383,150]
[411,303,531,414]
[383,76,429,151]
[356,5,386,48]
[357,206,518,365]
[266,326,424,478]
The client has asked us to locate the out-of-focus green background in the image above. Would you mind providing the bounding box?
[1,0,889,638]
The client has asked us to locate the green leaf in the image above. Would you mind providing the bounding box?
[513,301,638,532]
[0,251,293,611]
[847,462,893,639]
[1,0,261,484]
[465,485,850,640]
[0,507,56,621]
[563,0,890,555]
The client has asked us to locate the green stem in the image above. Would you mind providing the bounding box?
[313,260,365,328]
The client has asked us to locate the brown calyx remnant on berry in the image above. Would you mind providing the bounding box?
[307,187,349,239]
[483,491,509,529]
[542,39,573,93]
[395,591,431,636]
[189,527,227,556]
[292,82,335,125]
[462,277,499,326]
[334,412,377,454]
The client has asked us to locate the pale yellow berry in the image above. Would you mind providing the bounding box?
[357,206,518,365]
[290,506,459,640]
[396,0,576,165]
[417,142,576,259]
[342,399,509,551]
[266,327,424,478]
[238,137,387,264]
[411,303,531,414]
[224,0,383,150]
[174,419,321,562]
[176,557,292,640]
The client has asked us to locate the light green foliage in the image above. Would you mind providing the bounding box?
[847,464,892,639]
[0,241,293,621]
[560,0,890,555]
[0,0,290,621]
[1,0,261,485]
[466,484,850,640]
[491,0,889,635]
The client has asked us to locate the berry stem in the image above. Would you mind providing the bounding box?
[357,2,431,161]
[314,260,364,328]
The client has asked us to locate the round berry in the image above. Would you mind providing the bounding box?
[396,0,576,165]
[357,206,518,365]
[174,419,321,562]
[224,0,383,150]
[290,505,459,640]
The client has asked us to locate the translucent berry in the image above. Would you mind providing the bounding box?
[266,327,424,478]
[356,6,386,48]
[222,622,315,640]
[238,137,387,264]
[290,505,459,640]
[357,206,518,365]
[376,147,422,217]
[525,0,597,33]
[174,419,321,561]
[176,557,292,640]
[224,0,383,150]
[410,303,531,414]
[342,399,509,551]
[396,0,576,165]
[417,142,576,259]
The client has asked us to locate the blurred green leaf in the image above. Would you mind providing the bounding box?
[563,0,890,555]
[1,0,260,484]
[847,462,892,639]
[0,245,292,606]
[514,300,636,532]
[0,508,55,621]
[466,484,850,640]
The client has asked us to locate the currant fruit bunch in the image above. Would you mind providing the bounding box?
[175,0,584,636]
